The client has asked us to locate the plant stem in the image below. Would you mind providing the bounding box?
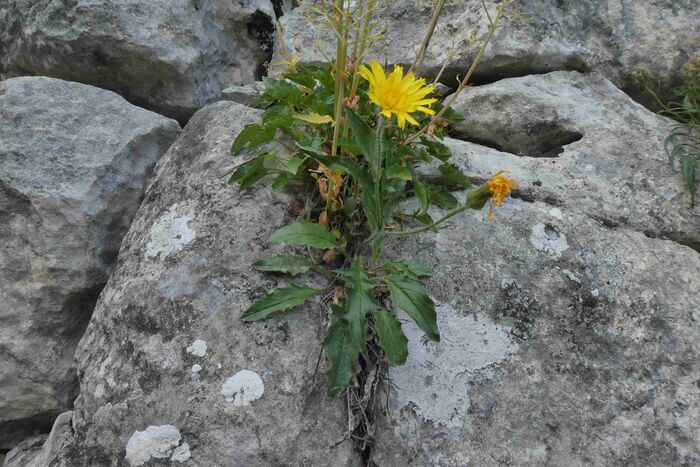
[404,0,510,146]
[385,202,468,236]
[331,0,348,156]
[410,0,445,76]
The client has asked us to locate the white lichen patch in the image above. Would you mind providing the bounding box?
[221,370,265,406]
[529,222,569,258]
[146,205,196,259]
[191,364,202,373]
[186,339,207,357]
[125,425,182,466]
[389,303,517,429]
[171,442,191,463]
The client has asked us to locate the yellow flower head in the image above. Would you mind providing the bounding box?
[487,170,518,220]
[359,61,437,128]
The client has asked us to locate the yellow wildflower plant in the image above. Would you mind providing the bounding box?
[359,60,437,128]
[487,170,519,220]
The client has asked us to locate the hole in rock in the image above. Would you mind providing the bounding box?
[450,125,583,158]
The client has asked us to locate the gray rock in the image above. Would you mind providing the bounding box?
[272,0,699,108]
[26,101,357,466]
[0,76,180,450]
[369,72,700,466]
[0,0,276,123]
[220,82,265,108]
[4,412,73,467]
[372,196,700,465]
[443,71,700,247]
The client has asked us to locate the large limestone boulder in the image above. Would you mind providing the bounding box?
[0,0,276,123]
[0,76,180,450]
[369,72,700,465]
[273,0,699,108]
[15,101,357,466]
[445,71,700,248]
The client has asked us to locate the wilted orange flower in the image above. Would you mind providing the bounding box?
[487,170,518,220]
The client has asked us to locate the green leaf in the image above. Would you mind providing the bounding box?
[413,180,430,215]
[374,308,408,366]
[439,163,472,188]
[294,113,334,125]
[241,285,317,321]
[252,255,316,276]
[284,72,317,89]
[428,185,459,209]
[347,108,376,164]
[339,137,362,155]
[384,260,433,278]
[271,172,293,190]
[232,124,263,153]
[310,153,374,190]
[420,137,452,162]
[246,126,276,151]
[336,260,377,357]
[285,156,307,174]
[383,274,439,342]
[323,303,360,396]
[270,220,338,249]
[361,188,384,233]
[386,164,413,180]
[228,156,271,191]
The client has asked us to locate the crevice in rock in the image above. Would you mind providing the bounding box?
[448,128,584,158]
[248,10,276,80]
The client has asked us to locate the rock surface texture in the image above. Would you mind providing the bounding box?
[0,77,180,450]
[273,0,699,108]
[11,102,357,466]
[371,72,700,465]
[0,0,276,122]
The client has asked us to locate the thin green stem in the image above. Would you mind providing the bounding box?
[385,203,468,236]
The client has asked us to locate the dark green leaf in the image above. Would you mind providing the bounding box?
[383,274,439,342]
[285,156,307,174]
[323,303,360,396]
[232,124,263,153]
[420,137,452,162]
[284,72,317,89]
[413,180,430,215]
[336,260,377,356]
[386,164,413,180]
[252,255,316,276]
[228,156,270,191]
[439,163,472,188]
[347,108,376,165]
[374,308,408,366]
[270,220,338,249]
[246,126,276,151]
[271,172,293,191]
[311,153,375,190]
[384,260,433,278]
[428,185,459,209]
[339,137,362,155]
[241,285,317,321]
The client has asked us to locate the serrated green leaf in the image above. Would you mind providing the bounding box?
[420,137,452,162]
[241,285,317,321]
[336,260,377,357]
[271,172,292,191]
[246,126,276,151]
[228,156,270,191]
[386,164,413,180]
[374,308,408,366]
[252,255,316,276]
[285,156,307,174]
[270,221,338,249]
[232,124,263,153]
[384,260,433,278]
[284,72,317,89]
[347,108,376,165]
[439,163,472,188]
[428,185,459,209]
[323,303,360,396]
[413,180,430,215]
[383,274,439,342]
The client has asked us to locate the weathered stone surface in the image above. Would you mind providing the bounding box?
[370,72,700,465]
[0,0,276,123]
[220,82,264,108]
[273,0,699,108]
[24,101,357,466]
[444,71,700,248]
[0,76,180,450]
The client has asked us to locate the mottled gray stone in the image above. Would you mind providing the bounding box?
[220,82,265,108]
[273,0,699,108]
[25,101,357,466]
[0,77,180,450]
[0,0,276,122]
[371,73,700,466]
[443,71,700,247]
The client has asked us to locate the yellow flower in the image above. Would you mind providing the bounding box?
[487,170,518,220]
[273,55,300,72]
[359,61,437,128]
